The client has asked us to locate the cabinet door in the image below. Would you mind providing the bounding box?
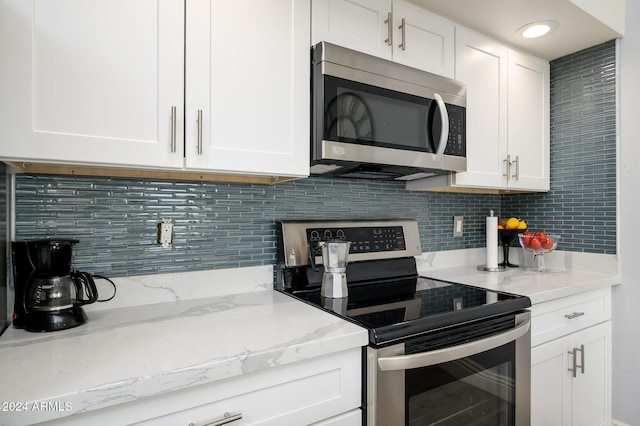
[531,336,572,426]
[451,26,508,189]
[311,0,392,60]
[507,50,550,191]
[531,321,612,426]
[0,0,185,169]
[392,2,454,77]
[186,0,310,177]
[571,322,612,426]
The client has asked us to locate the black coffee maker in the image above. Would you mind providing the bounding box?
[11,239,98,332]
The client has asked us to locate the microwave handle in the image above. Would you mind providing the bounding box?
[377,317,530,371]
[433,93,449,159]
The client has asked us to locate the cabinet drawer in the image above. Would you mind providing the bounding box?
[46,348,362,426]
[531,287,611,347]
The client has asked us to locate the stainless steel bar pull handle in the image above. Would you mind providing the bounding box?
[568,344,585,377]
[398,18,406,51]
[576,344,585,374]
[189,412,242,426]
[197,109,203,155]
[170,106,177,153]
[503,155,512,181]
[512,155,520,181]
[565,311,585,320]
[384,12,392,46]
[569,347,578,377]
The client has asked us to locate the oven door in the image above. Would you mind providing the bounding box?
[367,311,531,426]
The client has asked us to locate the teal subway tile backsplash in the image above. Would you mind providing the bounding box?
[14,174,500,276]
[12,40,617,277]
[503,40,617,254]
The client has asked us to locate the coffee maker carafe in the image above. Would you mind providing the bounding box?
[12,239,98,332]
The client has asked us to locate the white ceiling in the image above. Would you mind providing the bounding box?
[407,0,623,60]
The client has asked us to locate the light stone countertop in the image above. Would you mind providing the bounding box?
[416,248,621,304]
[0,266,368,426]
[0,250,621,425]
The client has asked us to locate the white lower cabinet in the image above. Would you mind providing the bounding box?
[530,288,612,426]
[45,348,362,426]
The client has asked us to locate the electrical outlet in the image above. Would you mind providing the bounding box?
[453,216,464,237]
[157,219,173,247]
[453,297,463,310]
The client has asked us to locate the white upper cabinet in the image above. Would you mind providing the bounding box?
[312,0,454,77]
[446,26,509,189]
[0,0,185,169]
[311,0,393,60]
[507,49,550,191]
[407,26,549,193]
[391,2,454,77]
[185,0,310,177]
[0,0,310,181]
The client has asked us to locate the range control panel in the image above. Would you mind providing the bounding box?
[279,219,422,267]
[306,226,406,254]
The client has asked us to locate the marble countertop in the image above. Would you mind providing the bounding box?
[0,266,368,426]
[420,265,619,304]
[0,250,621,425]
[416,248,621,304]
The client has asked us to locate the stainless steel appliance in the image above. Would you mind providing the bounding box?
[0,164,8,337]
[312,240,351,298]
[311,42,467,181]
[277,219,531,425]
[11,239,100,332]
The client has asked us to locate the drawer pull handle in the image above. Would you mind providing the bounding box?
[564,311,585,320]
[190,412,242,426]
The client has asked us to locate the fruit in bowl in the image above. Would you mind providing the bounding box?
[518,232,560,271]
[498,217,527,230]
[496,217,527,267]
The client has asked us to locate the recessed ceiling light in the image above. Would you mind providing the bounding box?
[517,20,559,39]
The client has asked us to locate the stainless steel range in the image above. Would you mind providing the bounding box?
[276,219,531,426]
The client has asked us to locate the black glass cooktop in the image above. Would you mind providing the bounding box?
[284,277,531,347]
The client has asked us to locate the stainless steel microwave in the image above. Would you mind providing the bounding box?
[311,42,467,181]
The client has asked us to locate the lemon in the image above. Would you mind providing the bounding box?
[505,217,520,229]
[517,220,527,229]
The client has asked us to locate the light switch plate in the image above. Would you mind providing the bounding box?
[453,216,464,237]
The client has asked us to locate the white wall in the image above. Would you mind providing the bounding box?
[613,0,640,423]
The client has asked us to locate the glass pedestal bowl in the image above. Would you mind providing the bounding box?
[518,234,561,272]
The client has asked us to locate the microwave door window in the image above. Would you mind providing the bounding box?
[326,93,373,142]
[324,76,432,152]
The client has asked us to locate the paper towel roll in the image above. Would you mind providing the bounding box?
[486,216,498,269]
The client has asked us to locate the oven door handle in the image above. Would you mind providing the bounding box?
[377,318,530,371]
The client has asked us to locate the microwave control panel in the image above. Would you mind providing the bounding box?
[443,105,466,157]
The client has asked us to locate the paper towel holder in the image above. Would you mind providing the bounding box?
[477,210,506,272]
